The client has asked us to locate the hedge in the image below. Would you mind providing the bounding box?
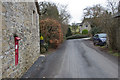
[82,29,88,34]
[66,34,89,40]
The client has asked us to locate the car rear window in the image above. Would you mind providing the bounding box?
[98,34,107,38]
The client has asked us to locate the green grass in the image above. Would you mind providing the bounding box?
[112,52,120,57]
[101,46,106,48]
[108,50,113,54]
[100,46,120,57]
[108,48,120,57]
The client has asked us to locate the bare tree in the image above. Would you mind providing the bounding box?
[83,4,105,18]
[83,4,106,29]
[39,1,71,37]
[59,5,71,24]
[106,0,118,15]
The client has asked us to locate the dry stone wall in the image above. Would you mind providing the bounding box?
[1,2,40,78]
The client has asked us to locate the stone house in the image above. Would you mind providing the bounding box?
[1,1,40,78]
[80,20,91,33]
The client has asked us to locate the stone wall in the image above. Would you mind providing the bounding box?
[1,2,40,78]
[0,1,2,79]
[80,21,91,33]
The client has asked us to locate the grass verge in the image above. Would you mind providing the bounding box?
[100,46,120,57]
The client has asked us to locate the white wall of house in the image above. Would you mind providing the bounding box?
[80,21,91,33]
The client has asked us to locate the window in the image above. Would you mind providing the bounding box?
[32,10,36,26]
[98,34,107,38]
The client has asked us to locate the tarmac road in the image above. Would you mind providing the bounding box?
[22,39,118,78]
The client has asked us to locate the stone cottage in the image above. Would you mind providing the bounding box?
[80,20,91,33]
[1,0,40,78]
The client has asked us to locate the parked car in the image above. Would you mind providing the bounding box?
[93,33,107,46]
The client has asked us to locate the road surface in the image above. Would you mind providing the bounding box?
[22,39,118,78]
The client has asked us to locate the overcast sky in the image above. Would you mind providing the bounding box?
[38,0,119,24]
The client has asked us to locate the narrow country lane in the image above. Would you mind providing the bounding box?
[22,39,118,78]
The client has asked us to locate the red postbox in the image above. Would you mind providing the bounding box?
[14,36,21,66]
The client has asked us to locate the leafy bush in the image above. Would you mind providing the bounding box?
[82,29,88,34]
[90,27,102,36]
[74,32,81,35]
[66,28,72,37]
[40,47,46,54]
[40,43,48,53]
[66,34,89,40]
[40,18,63,48]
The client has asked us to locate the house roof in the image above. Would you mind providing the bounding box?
[82,18,93,24]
